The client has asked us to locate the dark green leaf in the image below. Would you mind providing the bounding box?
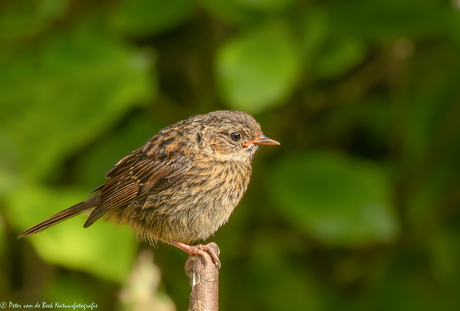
[329,0,453,42]
[216,21,301,114]
[270,152,399,246]
[0,26,153,180]
[6,185,137,282]
[198,0,264,25]
[110,0,194,37]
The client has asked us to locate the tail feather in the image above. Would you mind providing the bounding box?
[18,196,98,239]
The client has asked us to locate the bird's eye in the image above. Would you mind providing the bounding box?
[230,132,241,141]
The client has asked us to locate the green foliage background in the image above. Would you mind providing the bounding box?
[1,0,460,310]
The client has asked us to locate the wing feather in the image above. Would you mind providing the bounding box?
[83,142,192,227]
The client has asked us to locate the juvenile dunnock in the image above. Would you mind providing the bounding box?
[19,110,279,266]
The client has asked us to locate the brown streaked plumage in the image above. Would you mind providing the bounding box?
[19,110,279,267]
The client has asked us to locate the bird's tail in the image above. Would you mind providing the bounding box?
[18,195,98,238]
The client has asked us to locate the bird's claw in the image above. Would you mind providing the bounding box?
[189,243,221,269]
[168,239,221,269]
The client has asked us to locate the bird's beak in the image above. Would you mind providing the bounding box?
[244,134,280,147]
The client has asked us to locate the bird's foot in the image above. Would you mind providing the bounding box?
[167,240,221,269]
[189,243,221,269]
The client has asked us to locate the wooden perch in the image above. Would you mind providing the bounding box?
[185,242,220,311]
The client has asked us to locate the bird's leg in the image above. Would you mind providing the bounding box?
[166,239,221,269]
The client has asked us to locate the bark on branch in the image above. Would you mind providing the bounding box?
[185,242,220,311]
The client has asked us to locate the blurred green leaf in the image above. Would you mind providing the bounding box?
[199,0,296,25]
[312,36,366,79]
[0,131,22,197]
[247,236,321,311]
[403,68,460,163]
[300,8,330,63]
[402,61,460,227]
[198,0,264,25]
[406,136,460,229]
[374,251,450,311]
[0,0,70,42]
[426,227,459,287]
[0,25,154,181]
[6,185,137,282]
[236,0,297,12]
[329,0,453,42]
[45,274,96,306]
[0,214,4,256]
[300,9,367,80]
[216,21,301,114]
[270,152,399,246]
[110,0,194,37]
[38,0,69,20]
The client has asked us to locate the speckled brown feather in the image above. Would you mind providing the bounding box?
[19,110,278,247]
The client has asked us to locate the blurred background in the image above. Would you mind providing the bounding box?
[1,0,460,310]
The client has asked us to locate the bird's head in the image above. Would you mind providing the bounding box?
[190,110,279,162]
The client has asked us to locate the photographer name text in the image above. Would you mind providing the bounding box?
[0,302,97,310]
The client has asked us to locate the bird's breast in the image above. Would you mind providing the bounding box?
[184,160,252,239]
[136,159,252,243]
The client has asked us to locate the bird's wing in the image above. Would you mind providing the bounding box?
[83,147,192,228]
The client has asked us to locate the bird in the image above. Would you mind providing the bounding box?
[18,110,279,267]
